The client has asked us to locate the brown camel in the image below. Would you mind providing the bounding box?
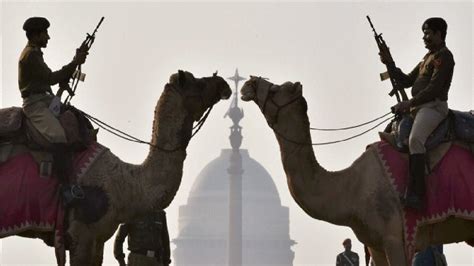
[53,70,230,265]
[240,76,474,266]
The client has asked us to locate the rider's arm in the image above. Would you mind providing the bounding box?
[391,62,421,88]
[27,50,77,86]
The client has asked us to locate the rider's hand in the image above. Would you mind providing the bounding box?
[391,100,412,114]
[73,49,88,65]
[379,48,393,65]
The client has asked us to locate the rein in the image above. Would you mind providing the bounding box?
[310,112,393,131]
[78,84,216,153]
[272,115,394,146]
[253,77,395,146]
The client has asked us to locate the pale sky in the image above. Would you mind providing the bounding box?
[1,1,473,265]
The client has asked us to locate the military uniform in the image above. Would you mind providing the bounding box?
[336,251,359,266]
[413,245,447,266]
[19,17,79,144]
[19,42,77,143]
[387,17,454,210]
[394,46,454,154]
[114,210,171,266]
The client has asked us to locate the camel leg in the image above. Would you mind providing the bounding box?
[68,220,95,266]
[92,240,105,266]
[369,247,389,266]
[384,237,407,266]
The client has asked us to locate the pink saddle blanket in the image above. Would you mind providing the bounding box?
[372,141,474,262]
[0,142,106,264]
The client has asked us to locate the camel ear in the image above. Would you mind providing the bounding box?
[213,71,218,77]
[293,82,302,94]
[178,70,186,87]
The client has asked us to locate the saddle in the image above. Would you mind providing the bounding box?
[0,106,108,224]
[0,105,97,164]
[382,109,474,151]
[379,109,474,168]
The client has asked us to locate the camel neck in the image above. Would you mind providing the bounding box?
[273,112,355,226]
[140,88,191,210]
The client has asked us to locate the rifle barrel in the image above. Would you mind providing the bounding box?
[366,15,377,34]
[95,17,105,32]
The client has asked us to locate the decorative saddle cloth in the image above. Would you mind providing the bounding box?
[0,142,107,265]
[371,141,474,263]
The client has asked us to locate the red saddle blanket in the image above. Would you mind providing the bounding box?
[372,141,474,262]
[0,142,106,264]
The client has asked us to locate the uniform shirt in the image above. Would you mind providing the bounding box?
[394,45,455,107]
[336,251,359,266]
[413,245,446,266]
[114,210,171,264]
[18,42,76,103]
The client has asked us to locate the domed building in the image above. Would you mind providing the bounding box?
[172,70,295,266]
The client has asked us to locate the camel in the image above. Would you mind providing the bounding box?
[68,70,231,265]
[240,76,474,266]
[3,70,231,265]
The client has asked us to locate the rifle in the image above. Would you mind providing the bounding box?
[59,17,105,104]
[366,15,408,103]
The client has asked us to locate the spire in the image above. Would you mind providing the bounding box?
[225,68,246,150]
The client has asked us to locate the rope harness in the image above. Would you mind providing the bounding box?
[82,78,393,149]
[78,84,214,152]
[253,77,395,146]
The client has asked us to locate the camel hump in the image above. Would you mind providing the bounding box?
[0,107,23,136]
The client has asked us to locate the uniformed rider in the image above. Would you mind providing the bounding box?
[380,17,454,210]
[19,17,88,182]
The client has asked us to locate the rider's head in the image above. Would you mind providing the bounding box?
[422,17,447,40]
[23,17,50,48]
[422,17,447,51]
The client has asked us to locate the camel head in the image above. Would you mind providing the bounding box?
[169,70,232,121]
[240,76,307,126]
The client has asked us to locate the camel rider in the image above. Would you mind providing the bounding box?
[336,238,359,266]
[380,17,454,210]
[19,17,88,183]
[114,210,171,266]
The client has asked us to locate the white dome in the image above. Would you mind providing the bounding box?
[188,149,282,205]
[173,149,295,266]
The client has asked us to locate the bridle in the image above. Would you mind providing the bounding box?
[250,77,394,146]
[253,77,303,127]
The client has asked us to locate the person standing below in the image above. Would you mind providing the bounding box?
[380,17,454,210]
[413,245,447,266]
[114,210,171,266]
[19,17,88,182]
[336,238,359,266]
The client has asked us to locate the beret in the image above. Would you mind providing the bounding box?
[422,17,447,34]
[23,17,50,32]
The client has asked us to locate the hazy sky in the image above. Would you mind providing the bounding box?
[1,1,473,265]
